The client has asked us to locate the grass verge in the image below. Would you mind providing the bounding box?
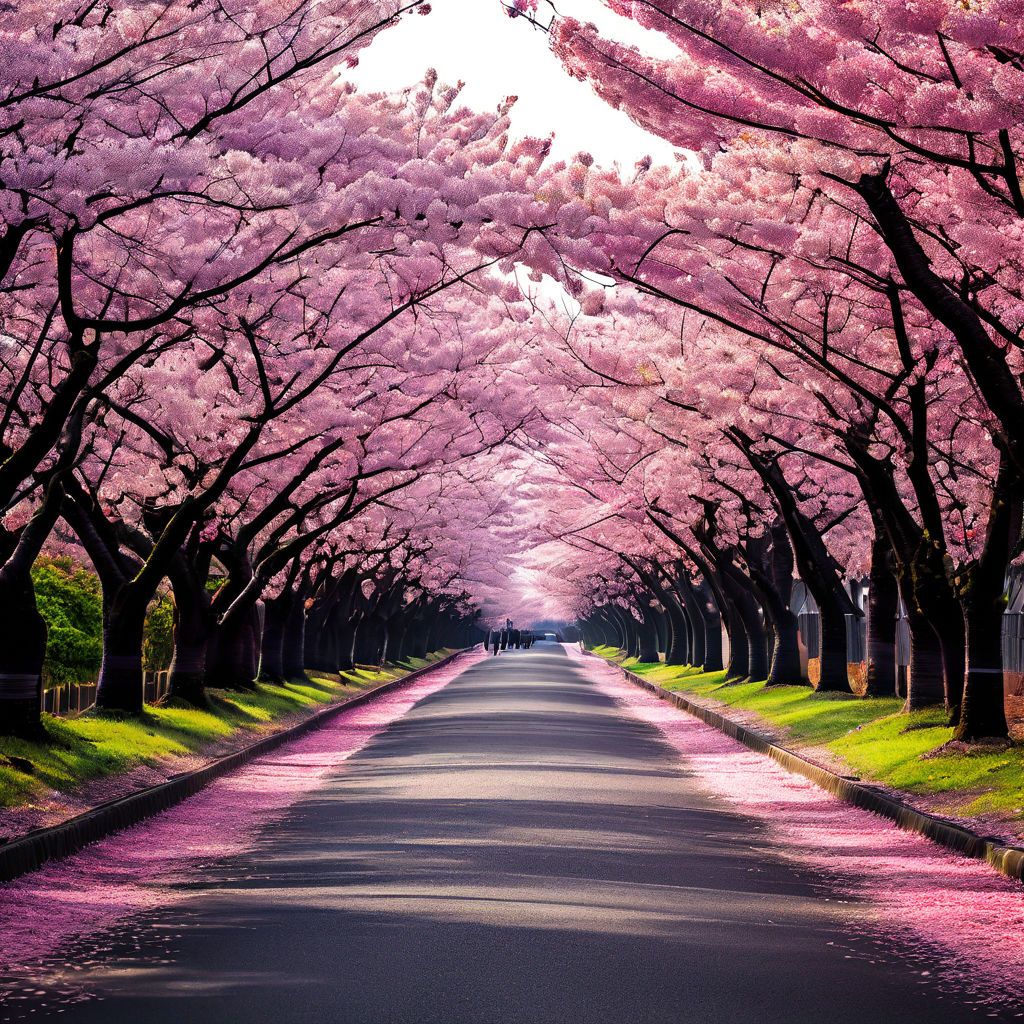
[590,646,1024,822]
[0,650,456,810]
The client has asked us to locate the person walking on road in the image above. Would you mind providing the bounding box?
[490,629,500,656]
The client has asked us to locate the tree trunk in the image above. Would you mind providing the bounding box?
[167,630,208,706]
[724,597,749,680]
[207,610,260,690]
[637,607,660,663]
[675,575,708,669]
[357,616,385,664]
[334,608,356,671]
[816,603,852,693]
[865,537,899,697]
[728,577,768,681]
[916,572,966,716]
[768,617,803,687]
[166,567,212,706]
[714,563,765,681]
[679,574,722,672]
[281,598,308,680]
[652,607,668,659]
[0,567,47,737]
[665,602,689,665]
[96,589,149,712]
[703,614,724,672]
[260,594,289,683]
[958,598,1008,740]
[904,606,946,710]
[956,454,1018,740]
[411,620,431,659]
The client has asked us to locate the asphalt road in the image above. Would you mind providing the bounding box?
[2,643,998,1022]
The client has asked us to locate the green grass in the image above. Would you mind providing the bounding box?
[591,646,1024,821]
[0,649,455,811]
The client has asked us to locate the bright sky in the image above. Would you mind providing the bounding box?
[347,0,681,166]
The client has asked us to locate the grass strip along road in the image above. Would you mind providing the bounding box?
[590,646,1024,831]
[0,652,457,821]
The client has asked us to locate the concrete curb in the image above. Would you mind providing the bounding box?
[0,649,472,884]
[602,656,1024,884]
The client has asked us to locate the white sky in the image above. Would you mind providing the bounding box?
[346,0,681,166]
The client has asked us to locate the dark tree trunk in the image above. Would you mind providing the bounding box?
[0,566,47,737]
[303,614,331,673]
[96,589,150,712]
[608,607,627,654]
[729,430,855,692]
[675,574,708,669]
[357,615,386,665]
[665,601,689,665]
[910,550,966,715]
[626,614,641,660]
[350,614,366,664]
[260,594,289,683]
[714,565,765,681]
[769,618,803,687]
[723,597,749,680]
[695,580,723,672]
[743,522,804,687]
[845,422,964,708]
[637,606,660,663]
[335,608,356,671]
[676,597,694,665]
[167,631,208,706]
[207,608,260,691]
[281,597,308,680]
[653,607,669,659]
[959,598,1008,739]
[683,562,726,674]
[736,589,768,680]
[903,604,946,709]
[956,454,1018,740]
[816,603,852,693]
[379,619,393,666]
[410,619,431,659]
[165,559,214,706]
[865,535,899,697]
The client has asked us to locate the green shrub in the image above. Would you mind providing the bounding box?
[143,590,175,672]
[32,556,103,687]
[32,558,175,685]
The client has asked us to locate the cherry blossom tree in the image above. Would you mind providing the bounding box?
[0,0,560,732]
[512,0,1024,738]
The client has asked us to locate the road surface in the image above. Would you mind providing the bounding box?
[0,643,1009,1022]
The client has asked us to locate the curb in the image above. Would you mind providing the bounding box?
[603,657,1024,884]
[0,648,472,884]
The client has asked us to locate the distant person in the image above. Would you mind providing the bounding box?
[513,628,521,649]
[491,629,500,656]
[500,628,508,651]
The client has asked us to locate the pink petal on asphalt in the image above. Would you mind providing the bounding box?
[572,648,1024,1009]
[0,651,483,978]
